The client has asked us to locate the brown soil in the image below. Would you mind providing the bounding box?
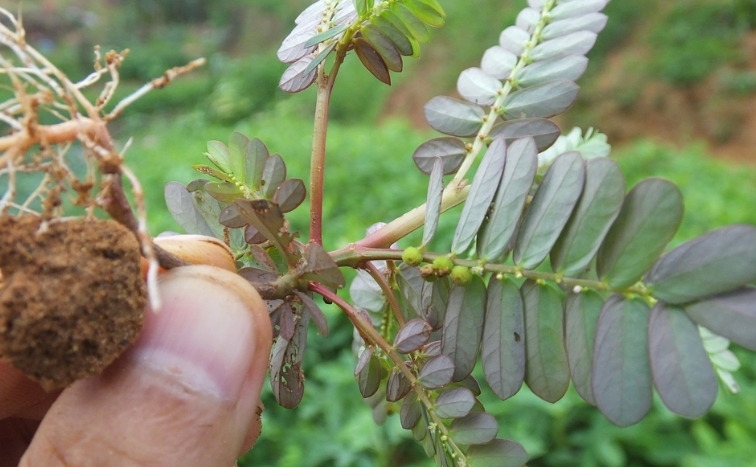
[0,216,146,391]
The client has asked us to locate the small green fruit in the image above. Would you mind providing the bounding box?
[432,256,454,275]
[402,247,424,267]
[450,266,473,286]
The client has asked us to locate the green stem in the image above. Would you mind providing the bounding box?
[331,246,652,299]
[309,282,468,465]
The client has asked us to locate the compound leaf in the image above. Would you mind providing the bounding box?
[649,303,718,418]
[592,295,652,427]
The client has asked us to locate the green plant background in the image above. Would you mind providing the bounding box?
[5,0,756,464]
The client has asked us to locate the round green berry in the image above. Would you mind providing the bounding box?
[450,265,473,286]
[402,247,424,267]
[432,256,454,275]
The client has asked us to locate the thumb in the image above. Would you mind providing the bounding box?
[20,265,273,467]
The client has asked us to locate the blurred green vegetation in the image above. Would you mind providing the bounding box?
[6,0,756,465]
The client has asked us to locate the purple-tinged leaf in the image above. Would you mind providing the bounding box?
[422,340,442,357]
[400,391,422,429]
[350,269,386,313]
[301,242,346,288]
[684,287,756,351]
[261,153,286,199]
[413,136,467,175]
[295,0,326,25]
[530,31,598,61]
[358,353,385,398]
[204,181,243,203]
[245,225,267,244]
[414,418,429,442]
[238,267,278,284]
[355,346,374,376]
[218,203,247,229]
[235,199,300,265]
[565,290,603,405]
[245,137,269,190]
[442,276,487,382]
[514,151,585,269]
[371,16,414,56]
[278,25,316,64]
[481,46,518,80]
[273,178,306,213]
[423,277,451,330]
[423,157,445,247]
[478,137,538,261]
[391,2,429,42]
[354,38,391,85]
[466,439,529,467]
[457,374,483,396]
[551,157,625,276]
[522,280,569,403]
[649,303,718,418]
[452,136,507,255]
[592,295,652,427]
[502,79,580,120]
[270,310,309,408]
[597,178,683,289]
[518,55,589,88]
[424,96,485,137]
[646,225,756,304]
[551,0,610,20]
[450,412,499,446]
[542,12,608,40]
[362,24,403,72]
[488,118,561,151]
[387,367,413,402]
[499,26,529,55]
[279,304,296,340]
[395,318,433,353]
[294,290,329,336]
[434,387,475,419]
[418,354,454,389]
[249,244,277,273]
[457,67,503,106]
[516,7,541,33]
[279,55,317,93]
[397,268,424,319]
[483,277,525,400]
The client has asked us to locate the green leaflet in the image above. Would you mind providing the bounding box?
[514,151,586,269]
[482,277,525,400]
[646,225,756,304]
[370,15,414,56]
[649,303,718,418]
[564,289,604,406]
[478,137,538,262]
[441,275,487,382]
[597,178,683,289]
[404,0,445,27]
[522,280,569,403]
[592,295,652,427]
[551,157,625,276]
[391,2,430,42]
[361,24,403,72]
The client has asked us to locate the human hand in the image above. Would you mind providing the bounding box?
[0,259,272,466]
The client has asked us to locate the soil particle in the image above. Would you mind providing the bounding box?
[0,216,146,391]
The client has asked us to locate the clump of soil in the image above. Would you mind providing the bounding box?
[0,216,146,391]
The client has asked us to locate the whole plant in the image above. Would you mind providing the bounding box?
[1,1,755,466]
